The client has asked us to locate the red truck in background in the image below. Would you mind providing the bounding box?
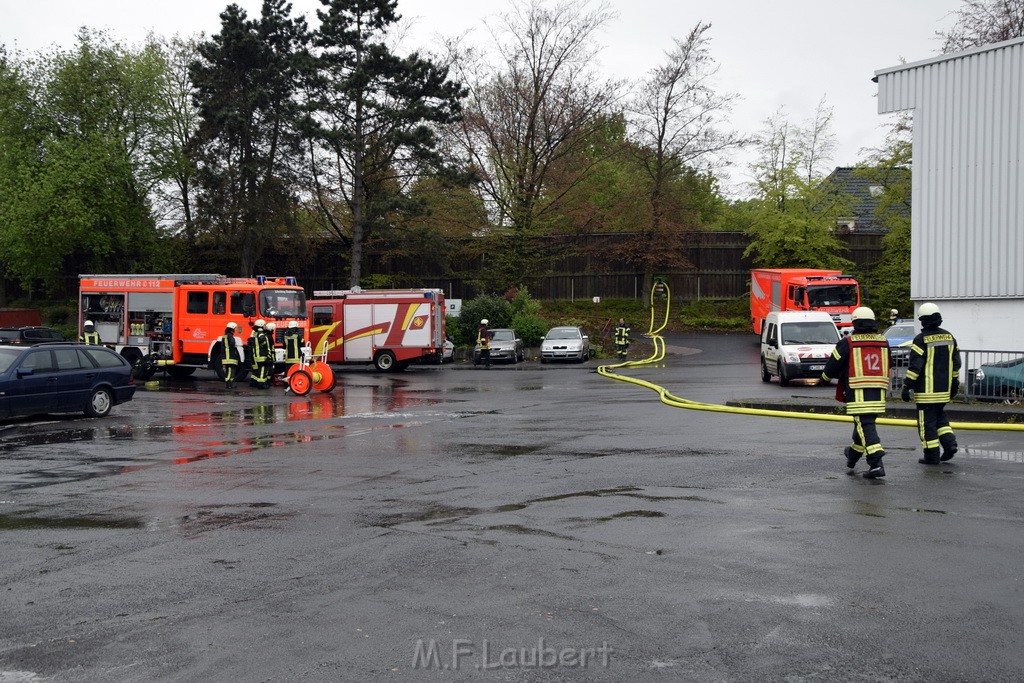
[751,268,861,336]
[309,288,446,371]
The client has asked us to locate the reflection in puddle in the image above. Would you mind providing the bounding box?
[963,447,1024,463]
[0,512,143,530]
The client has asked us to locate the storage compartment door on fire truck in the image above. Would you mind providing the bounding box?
[342,303,375,362]
[391,301,435,347]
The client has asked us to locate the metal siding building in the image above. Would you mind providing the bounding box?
[875,37,1024,352]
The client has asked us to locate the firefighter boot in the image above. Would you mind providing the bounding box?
[919,448,941,465]
[862,455,885,479]
[844,446,861,471]
[940,438,958,462]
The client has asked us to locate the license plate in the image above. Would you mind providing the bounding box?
[808,364,825,371]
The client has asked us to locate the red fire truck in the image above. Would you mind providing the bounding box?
[750,268,861,335]
[309,288,446,371]
[78,274,308,380]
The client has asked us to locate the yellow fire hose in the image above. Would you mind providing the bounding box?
[598,281,1024,432]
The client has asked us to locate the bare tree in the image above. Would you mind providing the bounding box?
[939,0,1024,52]
[446,0,619,290]
[627,21,743,287]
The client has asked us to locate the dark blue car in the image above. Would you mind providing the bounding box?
[0,343,136,420]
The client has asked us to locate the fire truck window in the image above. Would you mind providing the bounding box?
[312,307,333,326]
[232,292,256,316]
[187,292,209,314]
[213,292,227,315]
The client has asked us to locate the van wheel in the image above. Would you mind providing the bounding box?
[760,358,771,383]
[779,363,791,387]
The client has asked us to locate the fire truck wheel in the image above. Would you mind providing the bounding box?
[374,351,397,372]
[288,369,313,396]
[209,348,227,381]
[85,387,113,418]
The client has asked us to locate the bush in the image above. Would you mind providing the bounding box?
[451,295,510,345]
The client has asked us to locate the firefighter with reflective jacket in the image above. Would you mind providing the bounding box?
[283,321,303,365]
[614,318,631,360]
[248,319,272,389]
[901,303,960,464]
[264,322,278,381]
[476,319,491,368]
[80,320,100,345]
[220,322,243,390]
[821,307,891,479]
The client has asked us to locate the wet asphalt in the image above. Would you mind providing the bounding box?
[2,332,1024,682]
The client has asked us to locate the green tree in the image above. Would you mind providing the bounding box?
[306,0,467,288]
[742,103,853,270]
[0,32,170,294]
[190,1,309,276]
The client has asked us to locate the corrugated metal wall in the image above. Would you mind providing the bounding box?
[875,37,1024,300]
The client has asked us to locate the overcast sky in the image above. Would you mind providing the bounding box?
[2,0,963,195]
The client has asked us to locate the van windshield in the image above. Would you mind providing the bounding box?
[781,322,839,345]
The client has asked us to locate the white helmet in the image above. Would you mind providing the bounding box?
[226,322,238,330]
[265,322,276,331]
[851,306,875,322]
[84,320,94,328]
[287,321,298,328]
[254,319,266,327]
[481,319,489,325]
[918,302,941,318]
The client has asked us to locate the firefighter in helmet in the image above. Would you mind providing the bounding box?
[283,321,303,366]
[80,320,100,345]
[901,303,960,464]
[249,319,272,389]
[821,307,891,479]
[220,322,243,390]
[614,318,631,360]
[476,318,491,368]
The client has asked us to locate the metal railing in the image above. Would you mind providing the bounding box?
[889,348,1024,404]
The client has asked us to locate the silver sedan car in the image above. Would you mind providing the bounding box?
[540,326,590,363]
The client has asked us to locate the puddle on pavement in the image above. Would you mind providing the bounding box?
[0,512,144,530]
[896,506,950,515]
[175,502,295,535]
[482,524,574,539]
[462,443,547,459]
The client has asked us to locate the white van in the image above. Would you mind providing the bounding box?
[760,310,841,386]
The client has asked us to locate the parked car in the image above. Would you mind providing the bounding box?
[971,357,1024,402]
[760,311,840,386]
[0,342,136,420]
[540,326,590,363]
[0,326,66,345]
[884,319,916,365]
[474,328,525,364]
[443,337,454,362]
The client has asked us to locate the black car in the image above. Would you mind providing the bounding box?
[0,342,136,419]
[0,326,66,345]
